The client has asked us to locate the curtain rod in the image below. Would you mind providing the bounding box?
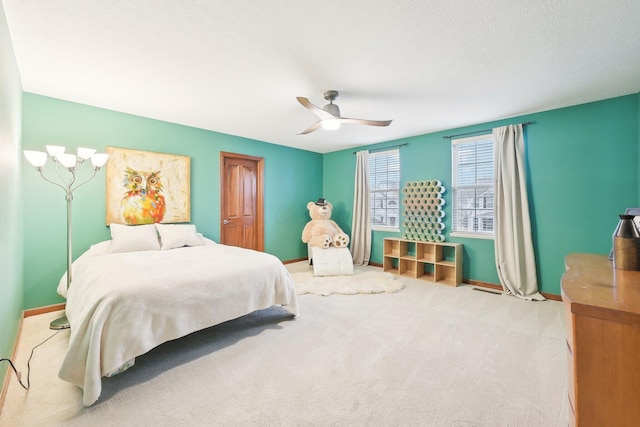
[442,121,536,140]
[353,143,408,154]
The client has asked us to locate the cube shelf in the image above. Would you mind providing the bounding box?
[383,238,463,286]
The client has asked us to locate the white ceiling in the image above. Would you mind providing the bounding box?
[3,0,640,154]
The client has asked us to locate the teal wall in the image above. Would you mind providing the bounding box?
[0,3,23,392]
[323,94,639,295]
[21,94,322,309]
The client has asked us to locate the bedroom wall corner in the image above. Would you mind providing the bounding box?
[0,2,24,401]
[20,94,322,309]
[322,94,639,296]
[637,91,640,204]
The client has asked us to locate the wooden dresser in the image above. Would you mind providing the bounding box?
[561,253,640,427]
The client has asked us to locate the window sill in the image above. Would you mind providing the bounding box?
[372,226,401,233]
[450,231,494,240]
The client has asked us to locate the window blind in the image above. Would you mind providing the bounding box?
[451,135,494,234]
[369,149,400,229]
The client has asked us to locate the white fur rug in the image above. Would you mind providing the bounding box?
[291,267,404,296]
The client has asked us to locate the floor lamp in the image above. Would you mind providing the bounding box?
[23,145,109,330]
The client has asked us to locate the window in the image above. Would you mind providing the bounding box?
[451,134,494,238]
[369,149,400,231]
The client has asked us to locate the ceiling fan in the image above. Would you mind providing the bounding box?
[296,90,392,134]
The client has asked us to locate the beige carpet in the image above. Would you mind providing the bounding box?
[1,262,569,426]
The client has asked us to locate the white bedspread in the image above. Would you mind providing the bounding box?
[57,240,298,406]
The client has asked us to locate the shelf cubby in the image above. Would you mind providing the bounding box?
[383,238,463,287]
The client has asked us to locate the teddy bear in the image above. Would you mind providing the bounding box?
[302,198,350,249]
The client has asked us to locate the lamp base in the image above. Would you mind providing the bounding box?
[50,314,70,330]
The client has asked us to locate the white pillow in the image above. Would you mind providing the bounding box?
[155,223,204,250]
[109,223,161,253]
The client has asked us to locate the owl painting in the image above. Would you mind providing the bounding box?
[106,147,190,225]
[120,167,166,224]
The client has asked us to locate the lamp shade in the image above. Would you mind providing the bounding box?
[58,153,77,169]
[45,145,66,158]
[77,147,97,161]
[23,150,48,168]
[91,153,109,168]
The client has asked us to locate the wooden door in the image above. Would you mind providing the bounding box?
[220,152,264,251]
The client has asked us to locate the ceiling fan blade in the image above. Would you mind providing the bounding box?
[297,120,323,135]
[297,97,337,120]
[339,118,393,127]
[297,92,392,134]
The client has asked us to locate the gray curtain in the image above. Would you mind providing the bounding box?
[351,150,371,265]
[493,124,544,301]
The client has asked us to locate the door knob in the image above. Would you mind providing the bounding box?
[223,219,231,224]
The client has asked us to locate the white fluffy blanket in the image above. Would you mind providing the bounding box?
[291,267,403,296]
[57,241,298,406]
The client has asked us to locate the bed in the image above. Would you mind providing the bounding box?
[56,223,299,406]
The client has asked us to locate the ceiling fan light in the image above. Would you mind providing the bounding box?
[322,119,341,131]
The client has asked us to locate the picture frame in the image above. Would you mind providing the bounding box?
[105,147,191,225]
